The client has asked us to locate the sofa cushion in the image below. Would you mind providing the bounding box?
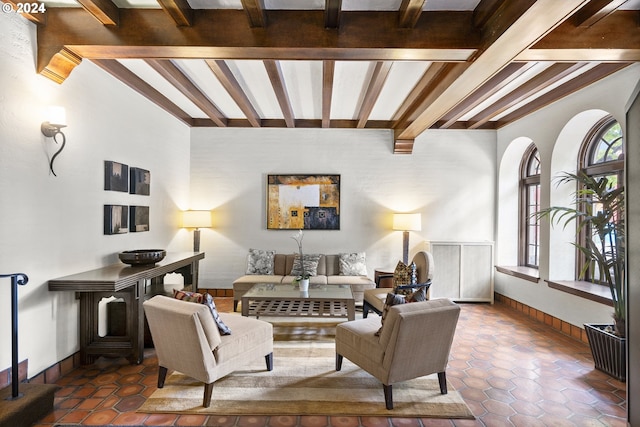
[291,254,322,277]
[338,252,367,276]
[214,314,273,364]
[246,248,276,275]
[173,289,231,335]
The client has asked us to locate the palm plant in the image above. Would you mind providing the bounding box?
[537,171,625,337]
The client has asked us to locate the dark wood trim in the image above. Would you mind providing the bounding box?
[496,63,630,127]
[241,0,266,27]
[205,60,261,127]
[324,0,341,28]
[156,0,193,26]
[357,62,393,128]
[322,60,335,128]
[145,59,227,127]
[468,62,587,129]
[571,0,630,28]
[76,0,119,26]
[546,280,613,306]
[495,266,539,283]
[263,60,295,128]
[398,0,425,28]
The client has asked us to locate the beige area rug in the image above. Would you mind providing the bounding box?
[139,320,474,418]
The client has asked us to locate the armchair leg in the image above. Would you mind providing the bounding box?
[158,366,168,388]
[363,301,370,318]
[203,382,213,408]
[437,372,447,394]
[336,354,343,371]
[265,352,273,371]
[233,300,239,312]
[383,384,393,410]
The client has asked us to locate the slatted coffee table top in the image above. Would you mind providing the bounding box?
[241,283,355,320]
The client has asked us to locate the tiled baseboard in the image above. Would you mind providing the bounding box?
[494,292,589,344]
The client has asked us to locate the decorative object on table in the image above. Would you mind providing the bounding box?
[392,213,422,264]
[118,249,166,265]
[129,205,149,232]
[181,210,212,252]
[290,229,312,291]
[104,161,129,192]
[40,106,67,177]
[536,171,625,381]
[129,167,150,195]
[104,205,129,235]
[267,174,340,230]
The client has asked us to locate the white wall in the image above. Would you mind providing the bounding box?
[495,64,640,327]
[0,14,191,376]
[190,127,496,288]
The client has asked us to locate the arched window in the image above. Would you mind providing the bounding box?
[578,116,624,283]
[520,144,540,268]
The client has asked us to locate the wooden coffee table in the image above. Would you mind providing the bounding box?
[241,283,355,321]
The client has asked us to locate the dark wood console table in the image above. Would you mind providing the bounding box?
[48,252,204,364]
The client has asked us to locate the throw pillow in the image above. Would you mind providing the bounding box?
[338,252,367,276]
[290,254,321,277]
[393,260,412,295]
[375,293,406,336]
[172,289,231,335]
[246,248,275,275]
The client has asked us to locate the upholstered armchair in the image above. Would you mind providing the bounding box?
[335,298,460,409]
[363,250,434,318]
[143,295,274,408]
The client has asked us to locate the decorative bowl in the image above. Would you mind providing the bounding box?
[118,249,166,265]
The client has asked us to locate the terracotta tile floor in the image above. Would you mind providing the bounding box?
[33,299,626,427]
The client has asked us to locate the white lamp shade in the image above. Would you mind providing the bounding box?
[392,213,422,231]
[182,210,212,228]
[45,106,67,127]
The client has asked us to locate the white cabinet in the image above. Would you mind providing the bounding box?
[428,241,494,303]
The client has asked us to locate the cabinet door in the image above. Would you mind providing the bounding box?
[430,244,461,299]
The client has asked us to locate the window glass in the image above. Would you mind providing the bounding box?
[520,144,540,268]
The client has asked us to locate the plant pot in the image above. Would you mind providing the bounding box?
[299,279,309,292]
[584,323,626,382]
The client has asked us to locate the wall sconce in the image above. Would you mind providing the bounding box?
[392,213,422,264]
[182,210,212,252]
[41,106,67,177]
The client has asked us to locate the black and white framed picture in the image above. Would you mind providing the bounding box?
[104,161,129,192]
[130,167,150,195]
[129,206,149,232]
[104,205,129,235]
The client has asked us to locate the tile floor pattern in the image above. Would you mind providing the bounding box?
[33,299,627,427]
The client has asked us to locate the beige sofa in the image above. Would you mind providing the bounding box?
[233,253,376,310]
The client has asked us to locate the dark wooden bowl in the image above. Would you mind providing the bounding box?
[118,249,166,265]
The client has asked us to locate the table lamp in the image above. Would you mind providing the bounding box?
[182,210,212,252]
[392,213,422,264]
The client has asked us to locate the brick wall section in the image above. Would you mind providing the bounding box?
[494,293,589,344]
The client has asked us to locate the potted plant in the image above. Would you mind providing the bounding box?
[291,230,310,292]
[537,170,625,381]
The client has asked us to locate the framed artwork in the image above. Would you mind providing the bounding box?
[129,206,150,232]
[267,174,340,230]
[104,205,129,235]
[130,167,150,195]
[104,161,129,192]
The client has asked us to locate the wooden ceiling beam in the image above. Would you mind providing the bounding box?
[263,60,295,128]
[396,0,590,141]
[156,0,193,26]
[357,62,393,128]
[467,62,588,129]
[2,0,46,24]
[398,0,425,28]
[241,0,266,27]
[145,59,227,127]
[571,0,629,27]
[76,0,119,26]
[205,60,261,127]
[324,0,341,28]
[322,60,335,128]
[437,62,536,129]
[92,59,193,125]
[496,62,630,127]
